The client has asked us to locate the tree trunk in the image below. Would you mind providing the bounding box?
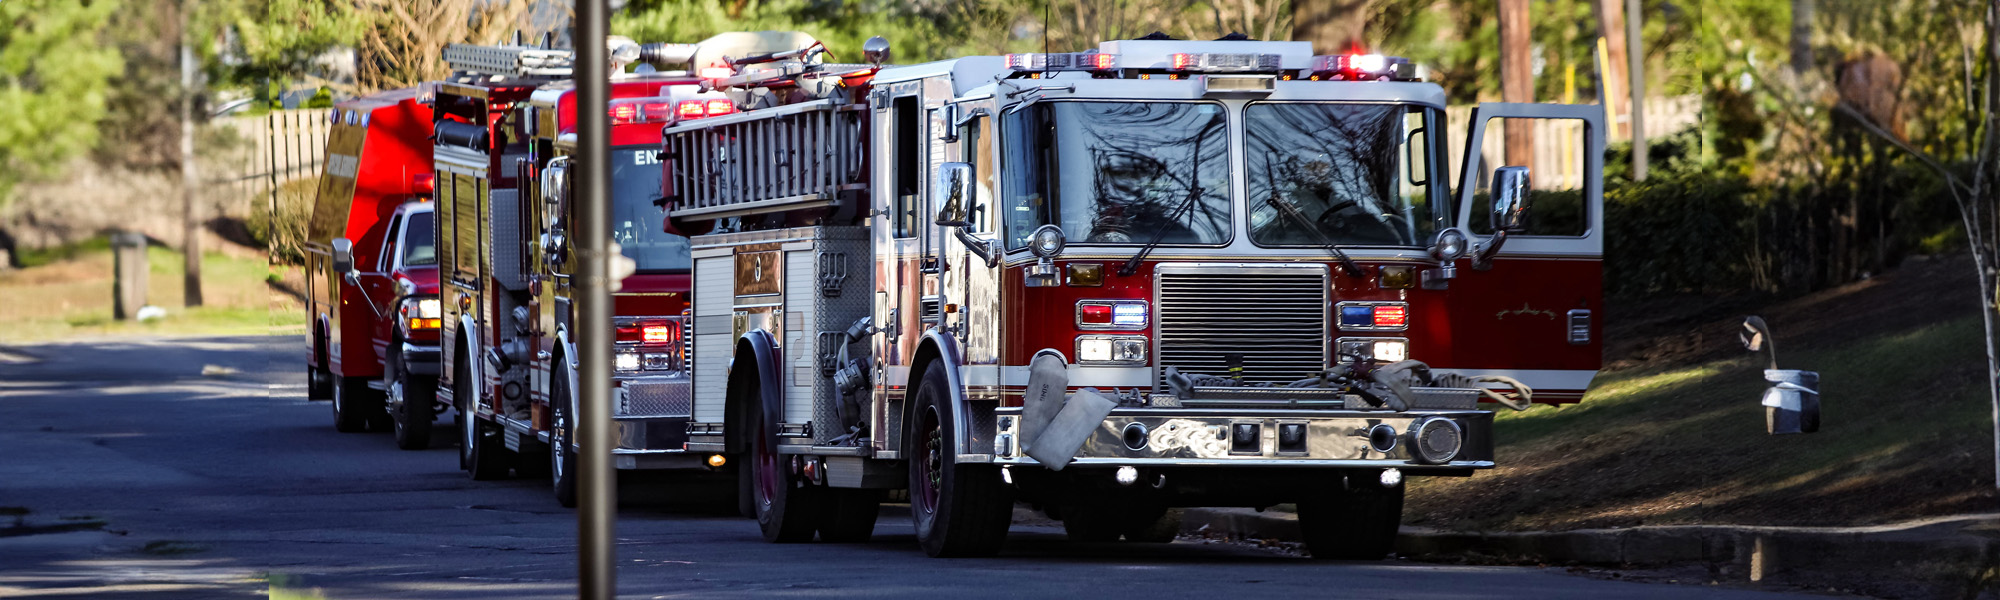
[1791,0,1815,76]
[1499,0,1534,169]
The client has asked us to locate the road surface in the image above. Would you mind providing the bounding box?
[0,336,1812,599]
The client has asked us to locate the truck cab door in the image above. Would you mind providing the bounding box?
[939,101,1002,392]
[1441,103,1605,403]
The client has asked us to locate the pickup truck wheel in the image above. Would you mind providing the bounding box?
[392,375,436,450]
[1298,474,1404,560]
[816,488,881,543]
[550,363,577,508]
[908,360,1012,557]
[331,376,379,433]
[458,361,512,481]
[749,372,820,543]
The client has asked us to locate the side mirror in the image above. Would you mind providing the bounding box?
[1489,165,1531,233]
[933,162,973,227]
[541,158,569,208]
[331,238,355,275]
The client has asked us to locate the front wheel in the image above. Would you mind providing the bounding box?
[550,361,577,508]
[1298,473,1404,560]
[389,350,436,450]
[908,361,1012,557]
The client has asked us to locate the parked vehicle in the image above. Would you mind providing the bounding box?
[304,87,445,451]
[659,34,1605,558]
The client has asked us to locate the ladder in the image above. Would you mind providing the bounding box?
[443,44,574,79]
[662,98,869,220]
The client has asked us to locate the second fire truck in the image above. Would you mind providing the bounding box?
[660,34,1605,557]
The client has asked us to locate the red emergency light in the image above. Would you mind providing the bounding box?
[1372,305,1407,328]
[616,321,678,345]
[412,173,435,196]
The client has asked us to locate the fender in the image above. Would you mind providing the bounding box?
[736,329,785,452]
[915,327,975,458]
[554,326,581,424]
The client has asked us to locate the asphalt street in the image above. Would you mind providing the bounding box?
[0,336,1818,599]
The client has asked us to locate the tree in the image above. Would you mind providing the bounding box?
[351,0,555,92]
[1832,0,2000,488]
[0,0,124,210]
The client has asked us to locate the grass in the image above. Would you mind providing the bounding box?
[0,238,302,343]
[1406,314,1995,531]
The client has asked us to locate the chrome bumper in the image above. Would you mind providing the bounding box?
[989,408,1494,470]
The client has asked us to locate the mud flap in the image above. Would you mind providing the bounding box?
[1023,388,1115,472]
[1018,352,1068,451]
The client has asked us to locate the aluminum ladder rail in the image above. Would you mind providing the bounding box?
[661,98,868,220]
[444,43,574,79]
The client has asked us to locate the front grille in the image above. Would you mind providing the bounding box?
[617,376,692,417]
[1155,265,1329,386]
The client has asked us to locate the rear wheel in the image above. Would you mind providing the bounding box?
[748,370,820,543]
[1298,473,1404,560]
[331,376,379,433]
[457,360,511,481]
[908,360,1012,557]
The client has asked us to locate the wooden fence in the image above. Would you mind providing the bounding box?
[206,108,334,220]
[1445,94,1700,190]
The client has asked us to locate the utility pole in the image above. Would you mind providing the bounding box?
[1626,0,1648,180]
[180,0,203,307]
[1499,0,1534,170]
[1590,0,1631,141]
[575,0,616,598]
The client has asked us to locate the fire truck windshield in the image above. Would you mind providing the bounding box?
[1001,101,1231,249]
[611,147,690,272]
[1245,102,1441,247]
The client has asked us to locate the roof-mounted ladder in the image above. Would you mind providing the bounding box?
[443,44,574,79]
[662,98,869,220]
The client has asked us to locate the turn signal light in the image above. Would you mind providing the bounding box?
[407,317,440,330]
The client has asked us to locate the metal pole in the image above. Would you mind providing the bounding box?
[575,1,616,598]
[1626,0,1649,181]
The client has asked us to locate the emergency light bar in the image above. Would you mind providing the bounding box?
[1169,52,1282,72]
[609,97,735,125]
[1005,52,1119,72]
[1310,54,1417,81]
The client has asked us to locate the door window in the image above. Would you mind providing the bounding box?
[1465,116,1590,237]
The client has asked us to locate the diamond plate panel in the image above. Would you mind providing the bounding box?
[808,227,874,445]
[617,377,693,418]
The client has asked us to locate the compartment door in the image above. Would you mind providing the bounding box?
[1442,103,1604,403]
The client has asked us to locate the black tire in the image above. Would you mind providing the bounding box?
[1060,506,1122,542]
[308,333,333,400]
[908,360,1012,557]
[1121,506,1182,543]
[817,488,881,543]
[389,347,436,450]
[747,369,820,543]
[550,362,578,508]
[458,360,512,481]
[1298,473,1405,560]
[332,376,379,433]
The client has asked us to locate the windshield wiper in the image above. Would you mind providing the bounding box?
[1118,184,1204,277]
[1265,193,1367,278]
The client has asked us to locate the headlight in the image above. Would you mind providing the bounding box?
[615,350,642,372]
[1430,229,1467,262]
[1075,335,1146,366]
[1029,224,1066,258]
[417,298,441,319]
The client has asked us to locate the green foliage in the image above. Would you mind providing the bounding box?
[222,0,367,85]
[0,0,124,206]
[614,0,960,64]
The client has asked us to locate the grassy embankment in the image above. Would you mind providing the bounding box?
[0,237,302,343]
[1407,256,1996,531]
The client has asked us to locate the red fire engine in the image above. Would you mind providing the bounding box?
[662,34,1604,558]
[430,36,769,506]
[305,87,446,451]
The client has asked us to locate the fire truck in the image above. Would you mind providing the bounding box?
[304,87,446,451]
[430,36,763,506]
[662,34,1604,558]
